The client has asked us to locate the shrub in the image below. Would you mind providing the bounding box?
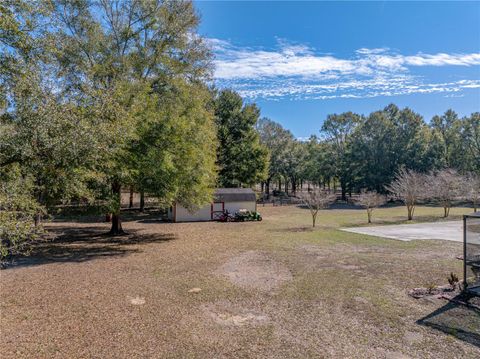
[426,169,463,218]
[0,172,44,267]
[355,190,386,223]
[298,190,336,227]
[447,272,459,289]
[386,168,427,220]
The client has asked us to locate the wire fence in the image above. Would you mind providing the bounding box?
[465,215,480,294]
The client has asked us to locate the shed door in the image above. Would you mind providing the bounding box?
[211,202,224,219]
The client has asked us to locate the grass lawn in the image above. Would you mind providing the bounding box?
[1,205,479,358]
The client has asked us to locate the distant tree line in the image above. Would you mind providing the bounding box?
[298,167,479,227]
[257,105,480,200]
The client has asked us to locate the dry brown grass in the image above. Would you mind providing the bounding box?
[1,205,479,358]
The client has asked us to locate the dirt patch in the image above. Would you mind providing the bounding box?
[404,331,424,345]
[296,244,363,271]
[203,301,269,327]
[128,296,146,305]
[216,250,292,291]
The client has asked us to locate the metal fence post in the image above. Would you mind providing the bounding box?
[463,215,467,291]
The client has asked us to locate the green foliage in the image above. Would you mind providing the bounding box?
[1,0,218,237]
[2,76,102,209]
[0,0,47,110]
[458,113,480,174]
[49,0,216,223]
[349,105,444,193]
[321,112,361,199]
[0,167,43,265]
[281,139,306,193]
[257,105,478,199]
[215,89,269,187]
[273,104,472,199]
[257,118,295,183]
[130,80,217,210]
[431,110,480,174]
[301,136,336,187]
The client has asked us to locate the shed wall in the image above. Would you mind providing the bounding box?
[175,204,212,222]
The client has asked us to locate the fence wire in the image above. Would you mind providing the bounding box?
[465,216,480,291]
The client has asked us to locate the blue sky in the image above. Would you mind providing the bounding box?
[195,1,480,138]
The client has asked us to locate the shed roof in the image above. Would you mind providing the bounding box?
[214,188,256,202]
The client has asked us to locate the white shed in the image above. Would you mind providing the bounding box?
[167,188,257,222]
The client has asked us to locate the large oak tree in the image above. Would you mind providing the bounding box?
[2,0,218,235]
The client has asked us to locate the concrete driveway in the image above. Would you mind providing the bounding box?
[342,221,464,242]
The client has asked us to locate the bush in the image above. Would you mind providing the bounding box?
[447,272,459,289]
[355,190,386,223]
[0,172,44,267]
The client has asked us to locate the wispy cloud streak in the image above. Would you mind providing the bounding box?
[208,38,480,100]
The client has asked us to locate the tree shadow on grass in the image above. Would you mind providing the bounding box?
[53,209,166,224]
[6,226,176,269]
[416,294,480,348]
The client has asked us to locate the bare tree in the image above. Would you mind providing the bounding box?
[355,190,387,223]
[464,172,480,212]
[385,168,426,220]
[427,169,463,217]
[298,190,336,227]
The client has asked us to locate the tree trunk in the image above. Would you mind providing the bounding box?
[367,210,372,224]
[341,185,347,202]
[444,206,450,218]
[129,186,134,208]
[266,179,270,199]
[140,191,145,212]
[407,205,414,221]
[278,178,281,192]
[109,212,124,235]
[34,213,41,227]
[312,212,317,227]
[109,181,125,235]
[34,191,43,227]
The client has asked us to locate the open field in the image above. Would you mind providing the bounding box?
[1,205,479,358]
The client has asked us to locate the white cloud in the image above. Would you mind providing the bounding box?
[208,38,480,100]
[355,48,390,55]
